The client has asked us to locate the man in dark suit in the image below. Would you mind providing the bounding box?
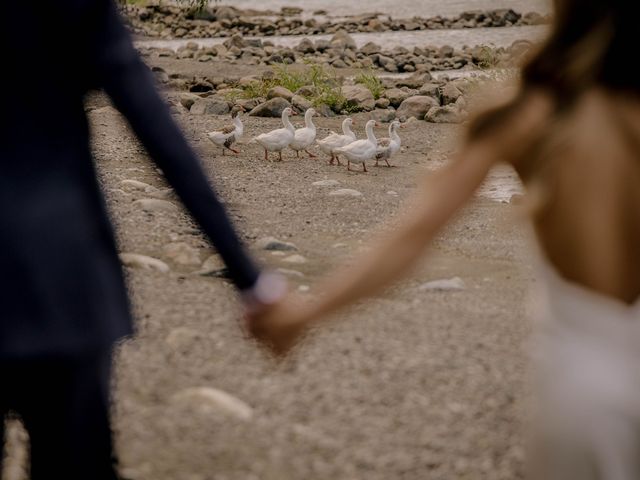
[0,1,286,478]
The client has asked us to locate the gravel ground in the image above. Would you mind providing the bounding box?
[2,57,533,480]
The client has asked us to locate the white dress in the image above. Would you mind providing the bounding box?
[532,255,640,480]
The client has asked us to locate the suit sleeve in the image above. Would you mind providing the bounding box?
[90,0,260,290]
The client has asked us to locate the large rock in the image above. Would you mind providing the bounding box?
[342,85,375,112]
[223,33,247,50]
[296,38,316,54]
[396,96,439,120]
[440,83,463,105]
[330,30,357,50]
[178,92,201,110]
[425,105,465,124]
[190,98,230,115]
[291,95,313,112]
[377,55,398,72]
[396,73,432,89]
[249,97,291,117]
[267,86,294,101]
[383,88,411,108]
[360,41,382,56]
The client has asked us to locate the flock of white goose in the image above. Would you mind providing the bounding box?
[206,106,402,172]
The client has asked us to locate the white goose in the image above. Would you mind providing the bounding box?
[205,106,245,155]
[254,107,296,161]
[335,119,378,172]
[375,120,402,167]
[317,117,356,165]
[290,108,318,158]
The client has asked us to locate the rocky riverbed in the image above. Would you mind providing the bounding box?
[3,46,532,479]
[137,27,527,128]
[124,4,550,40]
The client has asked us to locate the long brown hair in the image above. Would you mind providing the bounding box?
[468,0,640,141]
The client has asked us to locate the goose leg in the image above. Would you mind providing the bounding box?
[278,151,283,162]
[328,154,335,165]
[264,149,269,161]
[347,160,352,172]
[385,159,391,167]
[222,148,226,156]
[335,155,343,166]
[305,149,317,158]
[296,150,300,158]
[363,162,368,173]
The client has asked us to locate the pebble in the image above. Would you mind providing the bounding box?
[194,254,225,275]
[419,277,466,291]
[312,179,340,187]
[276,268,305,278]
[162,242,201,266]
[298,285,311,293]
[134,198,178,214]
[120,179,157,193]
[328,189,363,197]
[170,387,253,421]
[255,236,298,251]
[283,254,307,264]
[119,253,170,273]
[387,191,399,196]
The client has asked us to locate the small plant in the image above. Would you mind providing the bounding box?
[272,64,309,94]
[240,80,274,99]
[355,70,385,99]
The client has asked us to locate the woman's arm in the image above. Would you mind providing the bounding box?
[248,142,499,354]
[90,0,260,291]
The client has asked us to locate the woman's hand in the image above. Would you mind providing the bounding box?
[244,295,313,357]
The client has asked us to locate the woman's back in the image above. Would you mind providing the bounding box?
[510,90,640,305]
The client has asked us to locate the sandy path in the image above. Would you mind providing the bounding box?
[4,61,532,480]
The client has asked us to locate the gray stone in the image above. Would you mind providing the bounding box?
[330,30,357,50]
[419,83,441,99]
[342,85,375,112]
[419,277,465,291]
[296,38,316,54]
[162,242,201,266]
[328,189,363,197]
[425,105,465,123]
[396,73,432,89]
[223,33,247,50]
[291,95,313,111]
[375,97,391,109]
[377,55,398,72]
[396,96,439,121]
[134,198,178,213]
[360,41,382,56]
[441,83,463,105]
[249,97,291,117]
[283,254,307,264]
[178,92,201,110]
[190,98,230,116]
[383,88,411,108]
[267,86,294,101]
[119,253,170,273]
[255,236,298,251]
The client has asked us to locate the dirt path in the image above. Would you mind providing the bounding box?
[4,58,532,480]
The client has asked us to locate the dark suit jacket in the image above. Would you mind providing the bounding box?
[0,0,259,358]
